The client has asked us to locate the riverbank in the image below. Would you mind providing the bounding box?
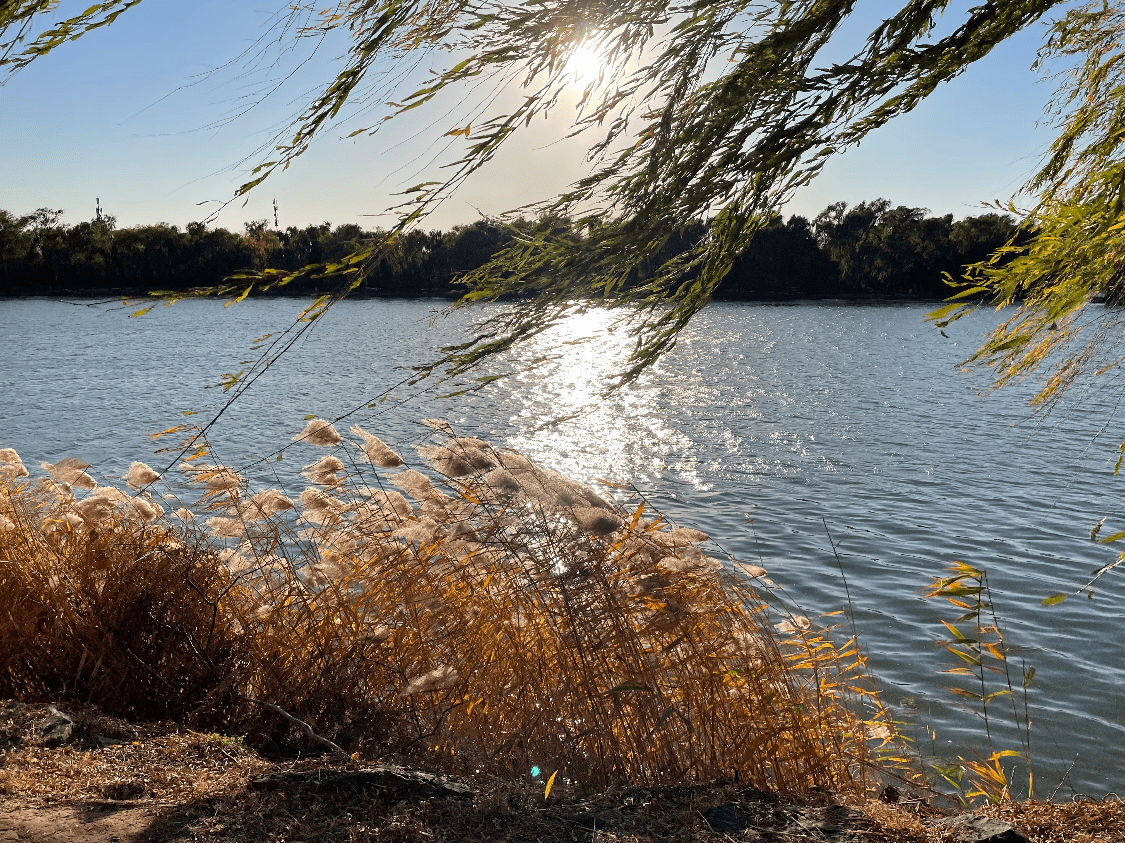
[2,700,1121,843]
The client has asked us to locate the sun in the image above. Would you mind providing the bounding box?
[563,42,607,90]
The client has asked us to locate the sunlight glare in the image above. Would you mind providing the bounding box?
[498,305,703,493]
[563,42,607,90]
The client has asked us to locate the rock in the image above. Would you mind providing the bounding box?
[39,707,75,748]
[702,803,751,832]
[938,813,1030,843]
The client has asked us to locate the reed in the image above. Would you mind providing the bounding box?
[0,425,892,792]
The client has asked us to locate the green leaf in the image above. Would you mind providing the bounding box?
[1092,517,1107,540]
[1041,593,1068,606]
[941,620,970,642]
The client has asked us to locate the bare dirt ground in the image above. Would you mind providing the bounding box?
[2,700,1122,843]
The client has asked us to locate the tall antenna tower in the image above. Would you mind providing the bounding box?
[273,197,279,230]
[96,197,102,221]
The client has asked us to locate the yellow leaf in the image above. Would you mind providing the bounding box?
[544,770,558,800]
[129,306,154,318]
[627,501,645,532]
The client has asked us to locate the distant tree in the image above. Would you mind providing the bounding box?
[948,214,1020,270]
[717,215,835,300]
[0,210,30,288]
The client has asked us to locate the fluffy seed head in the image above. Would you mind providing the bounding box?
[450,436,490,450]
[0,448,29,481]
[573,507,622,536]
[483,468,521,495]
[185,464,243,491]
[400,665,458,696]
[294,418,342,446]
[737,562,768,579]
[669,527,710,544]
[392,520,439,545]
[302,455,346,486]
[417,445,487,477]
[351,425,404,468]
[129,495,164,522]
[390,469,447,503]
[362,488,413,519]
[124,461,160,489]
[298,488,348,525]
[74,491,120,523]
[41,458,96,490]
[206,516,246,539]
[248,489,294,518]
[776,616,811,634]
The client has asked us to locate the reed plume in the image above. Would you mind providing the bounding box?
[0,426,894,793]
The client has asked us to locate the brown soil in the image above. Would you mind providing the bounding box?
[2,700,1122,843]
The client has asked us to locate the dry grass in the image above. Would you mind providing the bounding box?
[0,423,894,793]
[4,701,1123,843]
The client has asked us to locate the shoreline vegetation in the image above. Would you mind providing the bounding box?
[0,422,893,791]
[0,200,1019,302]
[7,425,1120,842]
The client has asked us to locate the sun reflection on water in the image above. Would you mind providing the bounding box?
[496,306,702,493]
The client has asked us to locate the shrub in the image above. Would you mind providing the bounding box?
[0,425,890,791]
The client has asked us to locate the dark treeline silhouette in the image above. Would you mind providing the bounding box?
[0,199,1019,300]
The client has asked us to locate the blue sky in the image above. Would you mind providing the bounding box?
[0,0,1061,233]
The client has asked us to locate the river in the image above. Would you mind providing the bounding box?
[2,296,1122,795]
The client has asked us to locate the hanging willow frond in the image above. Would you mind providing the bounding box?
[931,1,1125,409]
[3,0,1064,389]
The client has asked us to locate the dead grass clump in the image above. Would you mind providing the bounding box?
[0,480,241,723]
[0,700,270,804]
[978,799,1125,843]
[0,427,891,792]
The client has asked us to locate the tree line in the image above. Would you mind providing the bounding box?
[0,200,1018,301]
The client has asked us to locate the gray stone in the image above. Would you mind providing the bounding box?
[938,813,1030,843]
[39,707,75,748]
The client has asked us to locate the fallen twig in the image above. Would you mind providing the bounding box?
[243,697,348,757]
